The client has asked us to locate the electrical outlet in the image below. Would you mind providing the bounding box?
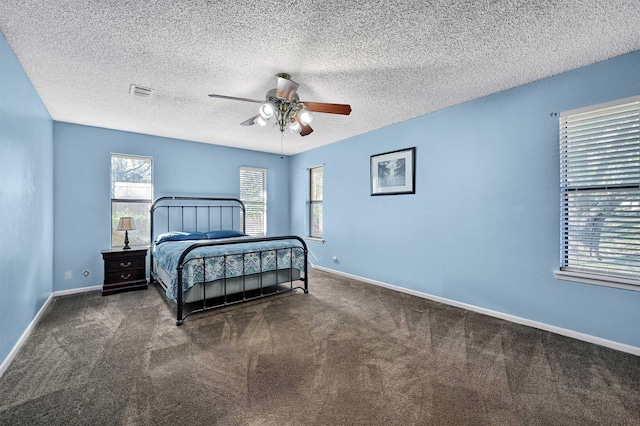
[332,256,338,263]
[65,271,72,279]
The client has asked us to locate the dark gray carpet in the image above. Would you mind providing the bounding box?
[1,270,639,425]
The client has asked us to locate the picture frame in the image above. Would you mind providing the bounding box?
[370,147,416,196]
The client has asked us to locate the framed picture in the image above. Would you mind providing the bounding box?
[370,147,416,196]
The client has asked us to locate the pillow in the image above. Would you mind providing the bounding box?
[204,230,247,239]
[154,231,207,245]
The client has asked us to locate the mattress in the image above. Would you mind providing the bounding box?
[155,260,301,303]
[153,237,306,301]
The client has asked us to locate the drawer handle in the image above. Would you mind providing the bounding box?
[120,273,132,280]
[120,262,132,267]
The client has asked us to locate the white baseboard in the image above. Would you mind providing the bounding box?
[53,285,102,297]
[0,293,53,378]
[0,285,102,378]
[313,266,640,357]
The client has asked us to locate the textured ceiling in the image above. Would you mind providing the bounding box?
[1,1,639,155]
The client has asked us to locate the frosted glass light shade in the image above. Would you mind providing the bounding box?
[289,121,301,133]
[255,116,268,126]
[259,102,274,119]
[299,110,313,125]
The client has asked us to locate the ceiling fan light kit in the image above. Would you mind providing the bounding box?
[208,73,351,138]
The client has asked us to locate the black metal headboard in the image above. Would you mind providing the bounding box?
[150,196,246,242]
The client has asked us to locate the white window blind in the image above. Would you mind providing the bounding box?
[310,166,323,238]
[559,96,640,285]
[240,167,267,236]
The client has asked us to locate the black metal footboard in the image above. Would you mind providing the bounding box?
[172,236,308,325]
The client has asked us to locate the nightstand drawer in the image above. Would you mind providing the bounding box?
[105,256,145,272]
[106,267,145,283]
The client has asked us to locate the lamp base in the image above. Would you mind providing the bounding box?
[123,230,131,250]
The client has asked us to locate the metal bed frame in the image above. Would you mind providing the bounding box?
[150,196,308,325]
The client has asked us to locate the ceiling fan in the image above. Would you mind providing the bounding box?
[208,73,351,137]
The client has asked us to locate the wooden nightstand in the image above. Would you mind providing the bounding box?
[101,247,148,296]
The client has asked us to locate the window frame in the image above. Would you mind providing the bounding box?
[110,153,153,248]
[555,95,640,291]
[240,166,267,237]
[309,166,324,240]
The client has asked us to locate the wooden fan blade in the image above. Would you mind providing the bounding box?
[302,102,352,115]
[294,115,313,136]
[208,94,263,104]
[240,114,259,126]
[276,76,299,101]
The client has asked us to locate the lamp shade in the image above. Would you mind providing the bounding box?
[116,216,136,231]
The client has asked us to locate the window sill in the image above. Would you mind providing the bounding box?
[304,237,324,244]
[555,269,640,292]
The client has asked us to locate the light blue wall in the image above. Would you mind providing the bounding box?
[0,33,54,363]
[291,50,640,348]
[53,123,290,291]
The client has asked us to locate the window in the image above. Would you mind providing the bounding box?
[240,167,267,236]
[558,96,639,288]
[111,154,153,247]
[310,166,323,238]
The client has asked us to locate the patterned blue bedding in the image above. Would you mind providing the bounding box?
[153,237,307,300]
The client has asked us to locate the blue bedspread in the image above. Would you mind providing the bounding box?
[153,237,307,300]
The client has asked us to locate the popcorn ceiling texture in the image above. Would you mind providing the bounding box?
[1,1,639,154]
